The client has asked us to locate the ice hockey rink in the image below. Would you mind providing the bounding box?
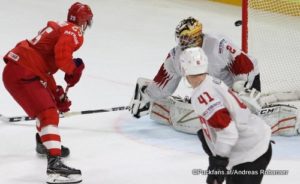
[0,0,300,183]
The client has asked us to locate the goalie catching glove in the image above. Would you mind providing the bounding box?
[232,80,251,93]
[238,88,262,113]
[232,80,262,113]
[129,78,152,118]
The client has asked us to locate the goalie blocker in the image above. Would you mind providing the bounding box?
[130,78,300,136]
[129,78,152,118]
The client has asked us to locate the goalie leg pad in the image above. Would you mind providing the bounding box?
[259,90,300,106]
[150,98,174,125]
[258,104,299,136]
[150,96,201,134]
[170,100,201,134]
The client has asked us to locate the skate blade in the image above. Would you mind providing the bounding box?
[47,174,82,184]
[36,152,47,158]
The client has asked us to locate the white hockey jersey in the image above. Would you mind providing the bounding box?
[146,33,259,100]
[191,75,271,168]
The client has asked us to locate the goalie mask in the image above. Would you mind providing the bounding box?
[175,17,203,50]
[180,47,208,76]
[68,2,93,32]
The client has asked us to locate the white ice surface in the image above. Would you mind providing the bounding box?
[0,0,300,183]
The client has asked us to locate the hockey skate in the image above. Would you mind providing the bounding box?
[36,133,70,157]
[47,156,82,184]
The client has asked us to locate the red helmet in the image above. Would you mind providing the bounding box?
[68,2,93,31]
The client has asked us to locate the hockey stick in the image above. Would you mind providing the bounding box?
[0,85,73,123]
[63,85,70,100]
[0,106,130,123]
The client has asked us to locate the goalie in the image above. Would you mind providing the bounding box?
[129,17,300,136]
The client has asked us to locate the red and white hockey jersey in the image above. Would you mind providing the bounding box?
[3,21,84,93]
[146,33,259,100]
[191,75,271,168]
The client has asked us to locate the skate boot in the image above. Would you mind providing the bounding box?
[47,156,82,184]
[36,133,70,157]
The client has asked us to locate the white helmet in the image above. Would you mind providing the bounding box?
[180,47,208,76]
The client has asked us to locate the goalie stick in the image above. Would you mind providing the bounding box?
[0,106,130,123]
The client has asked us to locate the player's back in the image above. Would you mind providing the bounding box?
[29,21,62,59]
[25,21,83,75]
[191,75,271,168]
[28,21,74,64]
[202,33,235,87]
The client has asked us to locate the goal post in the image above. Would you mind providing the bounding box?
[242,0,300,94]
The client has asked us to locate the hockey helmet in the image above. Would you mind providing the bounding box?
[68,2,93,31]
[175,17,203,49]
[180,47,208,76]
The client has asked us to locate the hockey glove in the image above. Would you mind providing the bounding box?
[232,80,250,93]
[238,88,262,113]
[64,58,85,87]
[54,85,72,113]
[207,155,229,184]
[130,84,151,118]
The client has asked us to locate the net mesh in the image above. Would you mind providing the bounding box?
[247,0,300,93]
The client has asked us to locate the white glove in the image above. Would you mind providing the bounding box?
[238,88,262,114]
[129,78,152,118]
[232,80,250,93]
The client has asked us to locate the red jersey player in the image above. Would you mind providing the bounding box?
[2,2,93,184]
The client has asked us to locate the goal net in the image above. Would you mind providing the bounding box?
[242,0,300,94]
